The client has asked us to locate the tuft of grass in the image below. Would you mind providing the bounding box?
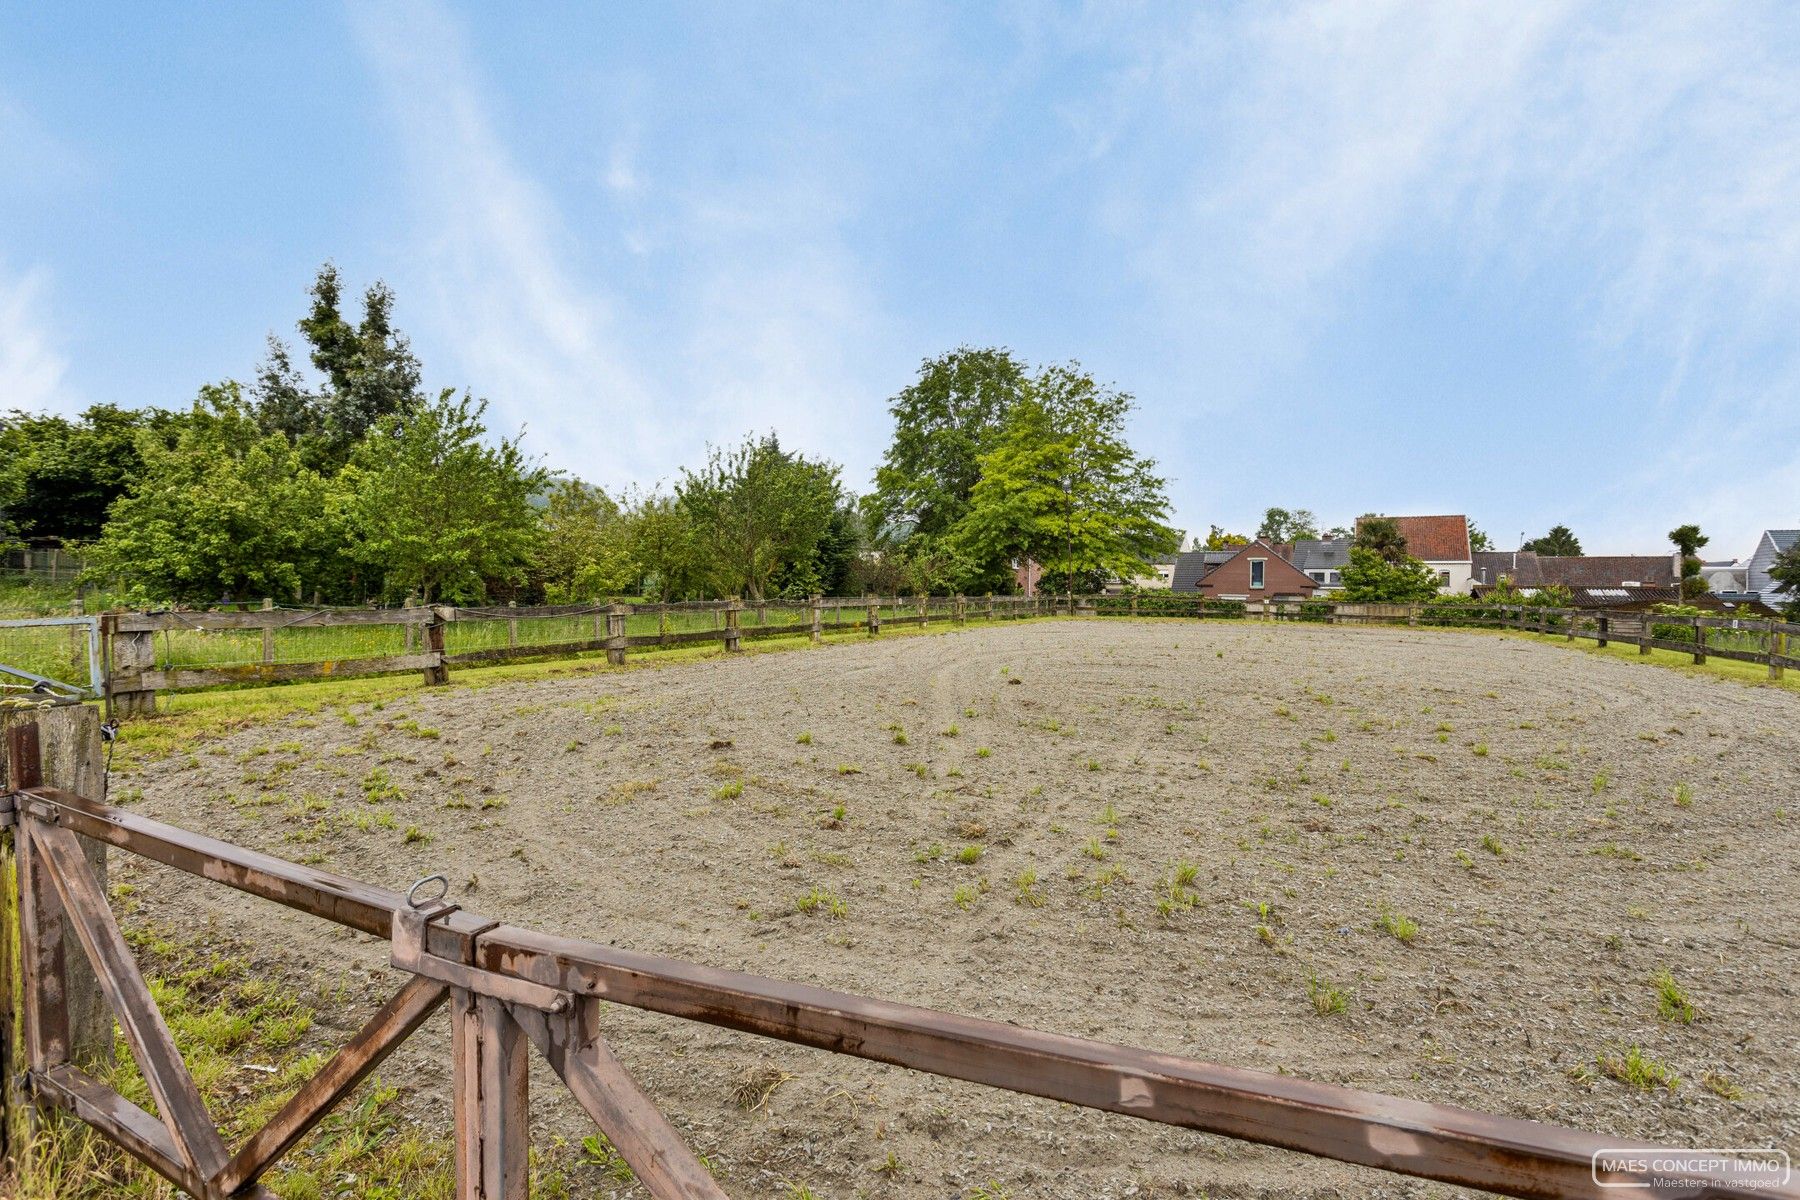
[1472,741,1489,757]
[1652,970,1699,1024]
[795,731,812,745]
[1596,1046,1679,1092]
[1012,868,1045,907]
[955,844,983,864]
[976,746,991,758]
[1081,836,1108,861]
[715,778,744,801]
[795,887,847,918]
[1480,833,1506,858]
[1306,974,1348,1016]
[1673,782,1693,807]
[1375,907,1418,944]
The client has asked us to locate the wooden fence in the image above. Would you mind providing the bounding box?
[1,716,1788,1199]
[66,594,1800,715]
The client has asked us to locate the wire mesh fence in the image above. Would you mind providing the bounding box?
[0,617,102,696]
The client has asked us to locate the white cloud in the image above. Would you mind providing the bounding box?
[347,0,897,495]
[0,264,77,415]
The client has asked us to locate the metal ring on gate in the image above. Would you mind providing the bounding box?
[405,873,449,909]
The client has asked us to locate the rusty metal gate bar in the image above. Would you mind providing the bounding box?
[1,723,1787,1200]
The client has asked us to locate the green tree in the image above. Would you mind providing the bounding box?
[340,391,546,602]
[620,489,706,602]
[1668,523,1710,598]
[534,479,637,602]
[676,434,842,601]
[867,347,1028,544]
[1353,516,1408,563]
[1523,525,1582,556]
[1338,547,1442,602]
[1467,522,1494,553]
[1201,526,1250,551]
[254,264,424,466]
[1768,541,1800,617]
[82,386,339,603]
[953,365,1178,595]
[0,404,186,544]
[1256,507,1319,543]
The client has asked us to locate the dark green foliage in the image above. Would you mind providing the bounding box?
[0,404,185,544]
[868,347,1028,542]
[1766,542,1800,617]
[1522,524,1582,556]
[677,434,843,602]
[1338,547,1442,602]
[1256,507,1319,544]
[1352,516,1407,563]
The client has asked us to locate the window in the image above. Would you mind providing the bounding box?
[1308,571,1324,582]
[1327,571,1340,584]
[1250,559,1266,589]
[1438,571,1451,588]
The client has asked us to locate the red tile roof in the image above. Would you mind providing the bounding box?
[1376,514,1470,562]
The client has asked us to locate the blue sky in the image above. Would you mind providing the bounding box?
[3,2,1797,558]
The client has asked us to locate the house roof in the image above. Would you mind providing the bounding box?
[1289,538,1350,573]
[1193,539,1319,595]
[1170,550,1237,590]
[1765,529,1799,552]
[1361,515,1470,562]
[1473,551,1677,588]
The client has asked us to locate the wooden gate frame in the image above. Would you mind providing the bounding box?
[2,722,1787,1200]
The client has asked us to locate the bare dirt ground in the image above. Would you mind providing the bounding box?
[116,620,1799,1198]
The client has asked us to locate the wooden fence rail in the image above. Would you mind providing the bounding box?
[1,719,1788,1199]
[68,596,1800,714]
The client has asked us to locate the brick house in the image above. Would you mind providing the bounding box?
[1173,539,1317,600]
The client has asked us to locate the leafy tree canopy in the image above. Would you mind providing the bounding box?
[1201,526,1250,550]
[1769,541,1800,617]
[1338,547,1442,603]
[533,479,636,603]
[0,404,186,544]
[340,391,546,604]
[677,433,843,602]
[1256,507,1319,543]
[1467,522,1493,553]
[952,364,1178,595]
[867,346,1028,543]
[1353,516,1408,563]
[1522,524,1582,556]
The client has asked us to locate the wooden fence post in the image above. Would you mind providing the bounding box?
[403,598,418,655]
[261,597,276,665]
[1407,605,1419,628]
[605,604,629,667]
[1,707,112,1166]
[866,595,880,637]
[1566,609,1576,641]
[423,607,450,686]
[1771,622,1786,681]
[810,595,823,645]
[1596,613,1609,648]
[506,601,519,650]
[106,615,157,717]
[724,599,743,653]
[954,594,965,625]
[1639,610,1654,655]
[1691,616,1706,665]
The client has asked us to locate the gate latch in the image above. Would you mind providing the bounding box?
[391,875,573,1013]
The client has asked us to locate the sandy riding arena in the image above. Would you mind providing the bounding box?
[117,620,1798,1198]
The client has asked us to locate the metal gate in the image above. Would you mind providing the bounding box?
[0,615,104,699]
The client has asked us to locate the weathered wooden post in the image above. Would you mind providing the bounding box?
[985,593,994,622]
[106,614,157,718]
[1566,608,1576,641]
[1596,613,1609,648]
[606,603,629,666]
[953,594,965,625]
[866,595,880,637]
[810,595,823,645]
[1,706,112,1164]
[261,597,276,665]
[1639,610,1654,655]
[1770,622,1786,681]
[724,598,743,653]
[506,601,519,650]
[423,606,450,686]
[403,597,419,655]
[1691,616,1706,665]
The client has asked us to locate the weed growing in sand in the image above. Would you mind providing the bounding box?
[715,779,744,801]
[1596,1046,1678,1091]
[795,731,812,745]
[360,767,402,805]
[795,887,847,918]
[1652,970,1700,1024]
[402,824,431,844]
[976,746,991,758]
[836,763,862,775]
[1481,834,1506,858]
[952,884,980,910]
[1591,769,1611,793]
[1673,782,1693,807]
[1701,1073,1741,1100]
[1472,742,1489,757]
[1307,975,1348,1016]
[970,1182,1012,1200]
[1081,836,1108,861]
[1375,907,1418,944]
[955,845,983,864]
[942,723,960,737]
[1592,842,1641,862]
[819,804,848,829]
[1012,869,1045,907]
